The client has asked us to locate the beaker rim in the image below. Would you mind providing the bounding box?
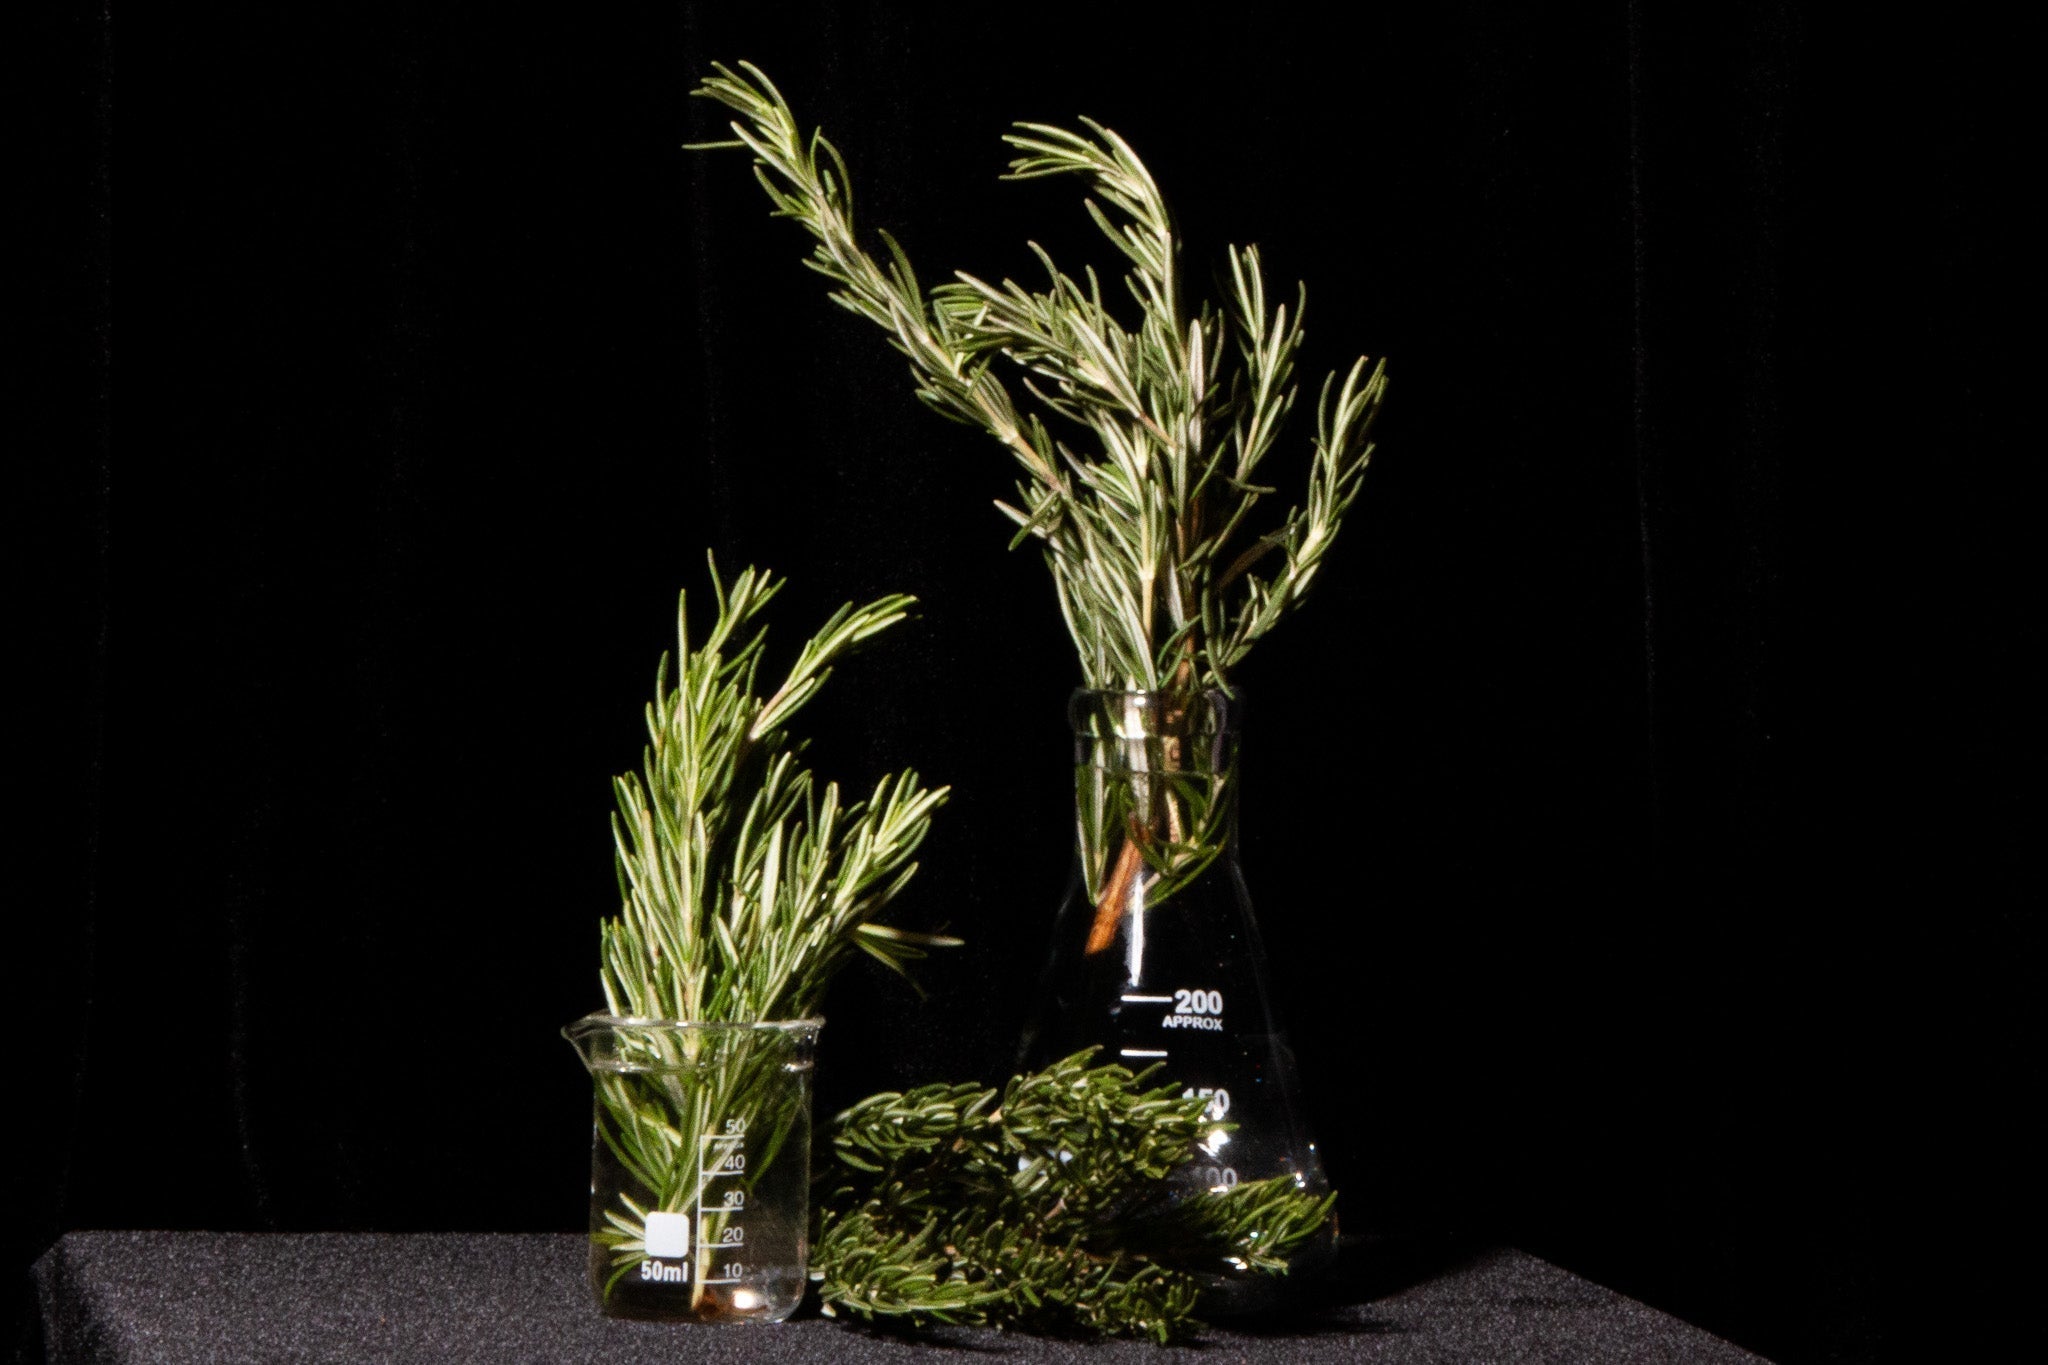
[562,1011,825,1042]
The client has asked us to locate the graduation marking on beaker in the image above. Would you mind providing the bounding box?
[698,1124,749,1286]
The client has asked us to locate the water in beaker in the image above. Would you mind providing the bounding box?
[564,1015,820,1322]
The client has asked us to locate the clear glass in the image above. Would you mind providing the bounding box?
[563,1015,821,1323]
[1018,690,1334,1312]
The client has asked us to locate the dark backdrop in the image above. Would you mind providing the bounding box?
[15,4,2037,1363]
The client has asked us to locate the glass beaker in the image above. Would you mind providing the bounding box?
[563,1015,821,1323]
[1018,690,1334,1310]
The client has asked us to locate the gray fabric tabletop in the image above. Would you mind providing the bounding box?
[34,1231,1767,1364]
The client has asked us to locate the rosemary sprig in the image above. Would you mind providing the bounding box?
[601,553,954,1024]
[584,555,953,1301]
[813,1049,1338,1343]
[691,61,1387,695]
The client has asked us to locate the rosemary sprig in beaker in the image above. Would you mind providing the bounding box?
[589,554,951,1300]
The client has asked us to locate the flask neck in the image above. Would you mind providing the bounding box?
[1069,689,1242,783]
[1068,690,1242,917]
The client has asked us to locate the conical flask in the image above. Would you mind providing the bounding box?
[1018,689,1335,1309]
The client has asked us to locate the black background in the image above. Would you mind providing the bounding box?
[14,3,2038,1363]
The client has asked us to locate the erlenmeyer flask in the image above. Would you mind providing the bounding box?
[1018,689,1335,1310]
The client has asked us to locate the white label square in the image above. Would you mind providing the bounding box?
[644,1211,691,1259]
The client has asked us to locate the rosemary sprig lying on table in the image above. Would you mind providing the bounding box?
[813,1050,1337,1343]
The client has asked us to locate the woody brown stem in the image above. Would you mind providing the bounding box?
[1084,836,1146,955]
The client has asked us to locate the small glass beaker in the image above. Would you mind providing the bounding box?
[563,1014,821,1323]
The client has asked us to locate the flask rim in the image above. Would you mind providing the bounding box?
[1067,687,1244,736]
